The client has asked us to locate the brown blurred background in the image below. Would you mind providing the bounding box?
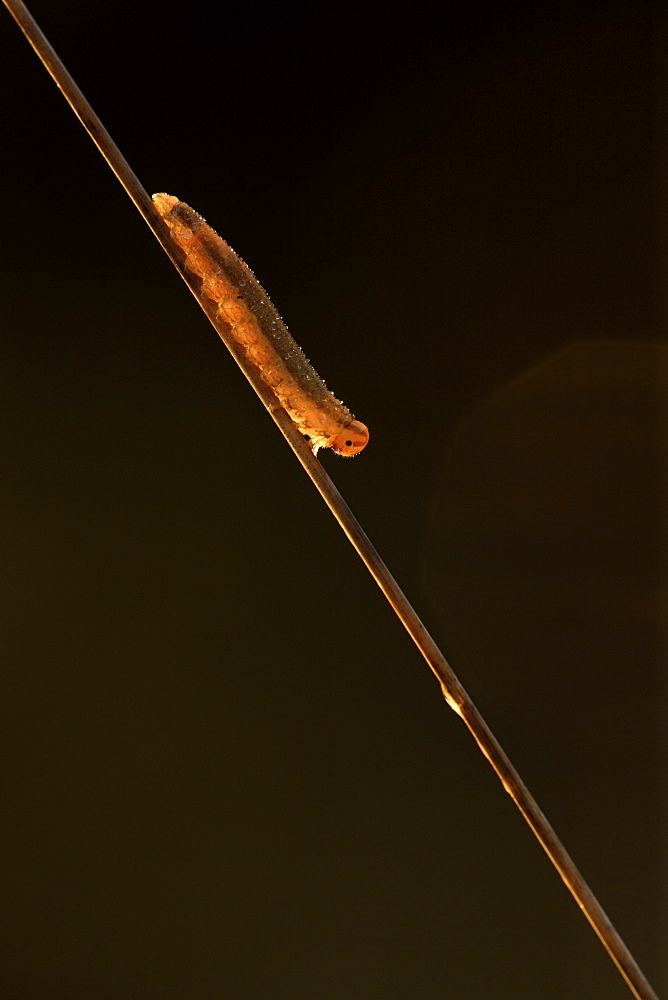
[0,1,664,997]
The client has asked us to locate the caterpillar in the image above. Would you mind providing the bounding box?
[152,194,369,456]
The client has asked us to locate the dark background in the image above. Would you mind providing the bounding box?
[0,0,664,997]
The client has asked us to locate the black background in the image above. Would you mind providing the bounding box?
[0,1,664,997]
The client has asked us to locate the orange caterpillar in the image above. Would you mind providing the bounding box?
[153,194,369,456]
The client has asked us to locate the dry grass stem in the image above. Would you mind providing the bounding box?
[1,2,658,997]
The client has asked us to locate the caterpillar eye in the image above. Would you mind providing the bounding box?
[329,421,369,456]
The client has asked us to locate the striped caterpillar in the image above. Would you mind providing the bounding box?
[153,194,369,456]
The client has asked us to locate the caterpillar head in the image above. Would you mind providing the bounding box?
[328,421,370,457]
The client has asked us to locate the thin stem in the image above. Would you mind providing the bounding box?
[1,2,659,998]
[0,0,187,275]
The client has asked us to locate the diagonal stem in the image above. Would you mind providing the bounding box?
[1,1,659,997]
